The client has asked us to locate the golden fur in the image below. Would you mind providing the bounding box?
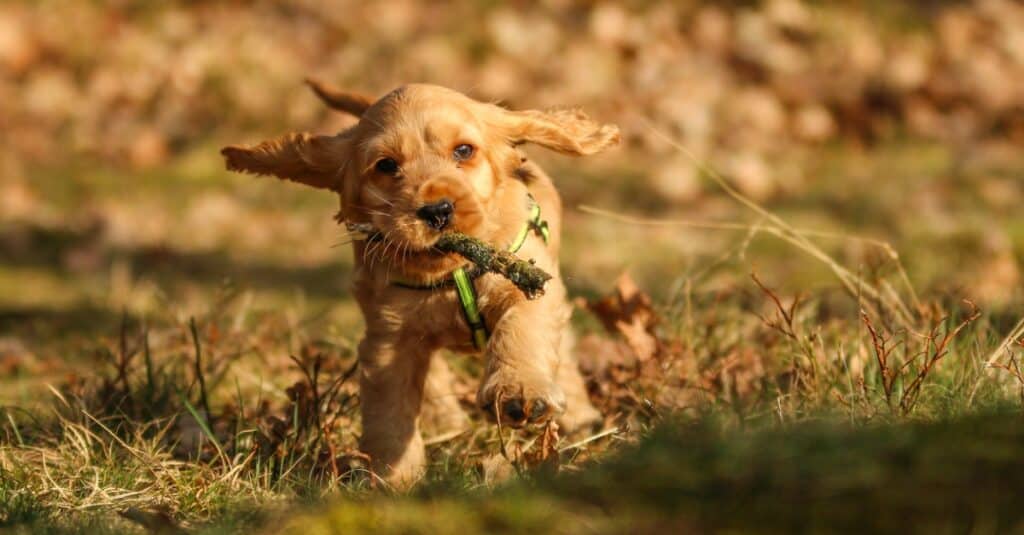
[222,80,619,487]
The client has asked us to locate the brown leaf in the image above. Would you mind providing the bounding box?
[576,333,634,377]
[583,272,662,361]
[618,319,658,363]
[520,422,561,473]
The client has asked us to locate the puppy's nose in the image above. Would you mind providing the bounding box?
[416,199,454,230]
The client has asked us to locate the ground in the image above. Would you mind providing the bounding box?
[2,1,1024,533]
[2,136,1022,534]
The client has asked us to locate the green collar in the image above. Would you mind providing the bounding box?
[391,196,549,350]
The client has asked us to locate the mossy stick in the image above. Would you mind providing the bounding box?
[434,233,552,299]
[345,223,553,298]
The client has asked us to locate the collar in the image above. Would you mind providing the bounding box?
[390,195,549,350]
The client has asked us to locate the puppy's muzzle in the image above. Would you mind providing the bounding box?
[416,198,454,230]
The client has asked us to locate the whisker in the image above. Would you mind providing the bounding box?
[381,233,401,280]
[361,231,381,263]
[354,206,391,219]
[365,187,395,207]
[370,227,402,271]
[365,232,390,270]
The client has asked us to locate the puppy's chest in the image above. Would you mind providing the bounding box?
[375,277,508,351]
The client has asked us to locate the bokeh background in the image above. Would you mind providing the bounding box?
[1,0,1022,400]
[2,2,1024,531]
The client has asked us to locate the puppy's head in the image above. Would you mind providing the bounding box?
[222,82,619,273]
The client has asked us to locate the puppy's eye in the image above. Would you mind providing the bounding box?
[453,144,475,162]
[375,157,400,175]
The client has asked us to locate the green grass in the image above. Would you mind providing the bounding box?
[181,412,1024,534]
[12,409,1024,534]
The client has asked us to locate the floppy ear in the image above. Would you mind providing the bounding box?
[495,107,620,156]
[221,132,348,191]
[305,78,374,117]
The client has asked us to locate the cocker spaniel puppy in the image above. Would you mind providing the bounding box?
[222,80,619,486]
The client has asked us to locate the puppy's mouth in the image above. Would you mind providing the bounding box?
[348,220,464,262]
[350,195,486,273]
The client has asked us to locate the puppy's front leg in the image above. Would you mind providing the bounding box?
[478,286,570,427]
[358,332,432,488]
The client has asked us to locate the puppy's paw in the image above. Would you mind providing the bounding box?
[478,367,566,428]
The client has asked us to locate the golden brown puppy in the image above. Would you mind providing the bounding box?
[222,80,619,486]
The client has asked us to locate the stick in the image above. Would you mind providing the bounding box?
[435,233,552,299]
[344,223,552,299]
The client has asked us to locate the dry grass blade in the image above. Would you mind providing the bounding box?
[984,318,1024,368]
[578,205,898,250]
[626,120,920,328]
[967,317,1024,406]
[557,426,620,453]
[579,202,917,327]
[491,391,520,477]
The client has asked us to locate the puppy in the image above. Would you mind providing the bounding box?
[222,81,619,486]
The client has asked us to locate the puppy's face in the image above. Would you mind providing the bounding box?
[352,86,501,253]
[222,83,619,274]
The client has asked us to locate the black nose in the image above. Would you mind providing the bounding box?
[416,199,454,230]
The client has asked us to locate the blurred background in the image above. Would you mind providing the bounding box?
[1,0,1022,383]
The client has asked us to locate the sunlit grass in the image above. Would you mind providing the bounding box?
[2,138,1022,533]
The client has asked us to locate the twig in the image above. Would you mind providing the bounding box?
[346,222,551,298]
[898,302,979,413]
[862,310,897,407]
[863,302,980,414]
[434,233,552,299]
[752,272,820,390]
[751,272,801,340]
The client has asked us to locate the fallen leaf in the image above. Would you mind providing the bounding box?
[583,272,662,361]
[576,333,634,377]
[520,422,561,473]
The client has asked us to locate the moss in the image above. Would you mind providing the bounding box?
[434,233,552,299]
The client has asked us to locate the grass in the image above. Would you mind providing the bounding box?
[299,410,1024,534]
[1,133,1023,533]
[3,0,1024,530]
